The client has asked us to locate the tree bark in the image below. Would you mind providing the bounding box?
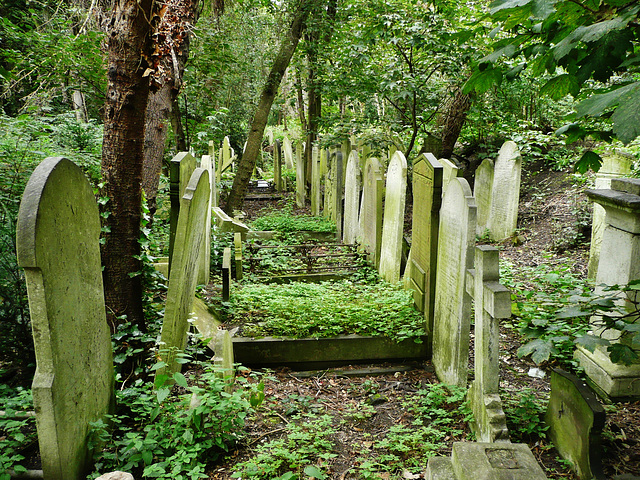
[101,0,157,331]
[440,87,472,159]
[224,0,315,214]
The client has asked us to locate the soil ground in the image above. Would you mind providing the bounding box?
[209,163,640,479]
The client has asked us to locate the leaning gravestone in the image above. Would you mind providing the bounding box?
[545,369,606,480]
[17,157,114,480]
[407,153,442,323]
[197,154,214,286]
[474,158,494,237]
[359,157,384,266]
[486,141,521,241]
[432,177,477,387]
[378,151,408,283]
[273,139,283,192]
[157,168,211,379]
[169,152,197,270]
[283,136,294,170]
[466,245,511,442]
[343,150,362,244]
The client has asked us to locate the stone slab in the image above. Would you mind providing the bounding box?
[451,442,548,480]
[426,456,456,480]
[545,369,605,480]
[16,157,114,480]
[575,346,640,399]
[189,297,222,351]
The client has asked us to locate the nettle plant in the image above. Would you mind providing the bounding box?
[502,260,640,368]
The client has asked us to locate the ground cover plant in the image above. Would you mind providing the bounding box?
[249,204,335,234]
[221,280,426,342]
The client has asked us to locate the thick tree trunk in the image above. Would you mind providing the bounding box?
[170,95,188,152]
[440,88,472,159]
[224,0,314,214]
[101,0,157,331]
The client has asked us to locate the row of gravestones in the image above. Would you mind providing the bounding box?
[15,150,236,480]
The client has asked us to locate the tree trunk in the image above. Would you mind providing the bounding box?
[224,0,314,214]
[100,0,157,332]
[170,95,188,151]
[440,87,473,159]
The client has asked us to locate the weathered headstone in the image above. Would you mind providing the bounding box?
[295,141,306,207]
[283,136,294,170]
[169,152,197,269]
[451,442,548,480]
[486,141,522,241]
[273,139,283,192]
[158,168,211,378]
[222,247,231,302]
[220,136,234,175]
[197,154,214,285]
[587,150,632,280]
[234,232,243,280]
[407,153,442,326]
[432,177,477,387]
[474,158,494,237]
[311,145,322,215]
[576,178,640,399]
[378,151,408,283]
[213,329,235,393]
[466,245,511,442]
[343,150,362,244]
[545,369,605,480]
[16,157,114,480]
[359,157,384,266]
[440,157,460,192]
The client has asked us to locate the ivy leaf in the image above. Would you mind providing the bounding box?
[304,466,327,479]
[608,343,639,365]
[575,151,602,174]
[540,74,579,99]
[156,387,170,404]
[574,334,609,352]
[518,338,557,364]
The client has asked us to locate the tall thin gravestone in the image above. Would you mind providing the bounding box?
[274,139,283,192]
[335,151,344,239]
[17,157,114,480]
[466,245,511,442]
[197,154,214,285]
[209,141,219,208]
[158,168,211,378]
[474,158,494,237]
[311,145,321,215]
[378,151,408,283]
[169,152,197,271]
[359,157,384,266]
[283,136,294,170]
[432,177,477,387]
[486,141,521,241]
[343,150,362,244]
[408,153,442,337]
[295,141,306,207]
[440,157,460,192]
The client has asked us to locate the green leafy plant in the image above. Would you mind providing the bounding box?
[224,280,426,342]
[0,386,35,480]
[502,389,548,443]
[250,204,335,234]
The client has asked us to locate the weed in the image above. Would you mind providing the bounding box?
[502,389,548,443]
[250,203,335,234]
[0,386,35,479]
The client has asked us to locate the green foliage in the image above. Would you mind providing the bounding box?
[502,389,549,443]
[0,385,35,480]
[224,280,426,342]
[89,365,264,480]
[250,205,335,233]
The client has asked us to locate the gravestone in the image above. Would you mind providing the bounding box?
[378,151,408,283]
[486,141,521,241]
[273,139,283,192]
[466,245,511,442]
[407,153,442,327]
[432,177,477,387]
[474,158,494,237]
[343,150,362,244]
[197,154,214,285]
[451,442,547,480]
[169,152,197,269]
[213,329,235,393]
[324,161,334,221]
[234,232,243,280]
[295,141,306,207]
[16,157,114,480]
[576,178,640,399]
[283,136,294,170]
[587,150,632,280]
[222,247,231,301]
[157,168,211,378]
[311,145,322,215]
[440,158,460,192]
[220,136,234,175]
[359,157,384,266]
[545,369,605,480]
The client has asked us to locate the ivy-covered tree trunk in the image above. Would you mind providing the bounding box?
[224,0,315,214]
[440,87,472,159]
[101,0,157,331]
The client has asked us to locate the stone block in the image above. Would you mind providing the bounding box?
[575,346,640,399]
[451,442,547,480]
[426,456,456,480]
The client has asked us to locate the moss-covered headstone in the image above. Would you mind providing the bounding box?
[343,150,362,244]
[17,157,114,480]
[359,157,384,266]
